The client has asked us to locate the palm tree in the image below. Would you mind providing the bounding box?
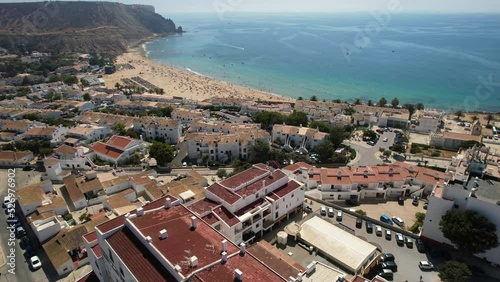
[367,100,373,107]
[310,95,318,102]
[416,103,425,110]
[455,110,464,120]
[354,98,362,105]
[378,97,387,107]
[486,114,495,125]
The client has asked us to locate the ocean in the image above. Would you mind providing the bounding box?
[145,13,500,112]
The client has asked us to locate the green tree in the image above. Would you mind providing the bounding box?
[438,261,472,282]
[115,82,121,89]
[367,100,373,106]
[125,128,139,139]
[416,103,425,110]
[83,93,91,101]
[310,95,318,101]
[344,107,356,116]
[297,96,303,101]
[486,114,495,125]
[253,111,284,131]
[111,123,127,135]
[230,159,252,176]
[148,141,174,166]
[363,129,377,139]
[354,98,362,105]
[286,111,309,127]
[378,97,387,107]
[329,126,350,148]
[403,104,416,119]
[21,76,31,86]
[53,92,62,101]
[383,150,392,160]
[249,140,270,164]
[355,210,367,216]
[332,99,342,103]
[312,141,334,163]
[391,97,400,108]
[440,210,499,254]
[217,168,227,179]
[391,144,406,154]
[455,110,464,120]
[309,120,330,133]
[415,212,426,223]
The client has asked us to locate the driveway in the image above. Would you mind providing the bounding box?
[346,131,396,166]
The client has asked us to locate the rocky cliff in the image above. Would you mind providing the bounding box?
[0,1,178,55]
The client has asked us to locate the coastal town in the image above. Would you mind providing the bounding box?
[0,46,500,282]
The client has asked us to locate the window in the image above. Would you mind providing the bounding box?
[256,193,259,199]
[275,212,279,218]
[109,250,114,263]
[291,193,294,198]
[120,268,124,276]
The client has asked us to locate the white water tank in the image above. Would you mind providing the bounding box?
[277,231,288,245]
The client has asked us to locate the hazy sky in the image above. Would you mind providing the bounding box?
[1,0,500,13]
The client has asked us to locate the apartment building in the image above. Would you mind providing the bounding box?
[90,136,148,165]
[272,124,329,153]
[284,162,448,202]
[82,197,304,282]
[409,109,444,133]
[192,164,305,244]
[23,125,68,146]
[133,117,181,145]
[66,124,111,143]
[186,130,270,163]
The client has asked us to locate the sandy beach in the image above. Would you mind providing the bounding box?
[104,47,293,103]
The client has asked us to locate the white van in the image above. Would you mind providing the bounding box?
[320,206,326,216]
[336,210,343,221]
[328,207,334,217]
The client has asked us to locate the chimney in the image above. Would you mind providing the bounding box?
[165,197,172,208]
[221,239,227,252]
[137,207,144,216]
[159,229,168,239]
[235,269,243,281]
[221,251,228,263]
[240,243,246,254]
[145,236,152,243]
[189,256,198,268]
[306,261,316,274]
[297,272,303,282]
[191,216,197,229]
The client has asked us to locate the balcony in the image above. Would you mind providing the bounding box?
[263,220,274,230]
[242,231,256,242]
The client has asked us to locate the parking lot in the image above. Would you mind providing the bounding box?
[311,205,440,282]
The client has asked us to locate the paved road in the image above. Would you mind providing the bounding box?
[346,131,397,167]
[0,169,49,282]
[171,141,188,167]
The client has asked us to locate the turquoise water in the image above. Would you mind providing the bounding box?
[146,13,500,112]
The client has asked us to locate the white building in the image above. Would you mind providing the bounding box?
[66,124,110,142]
[272,124,329,153]
[133,117,181,145]
[90,136,148,165]
[409,109,444,133]
[0,151,34,167]
[23,125,69,146]
[194,163,305,244]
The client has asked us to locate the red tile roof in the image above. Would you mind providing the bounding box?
[283,162,313,173]
[248,241,304,279]
[193,252,285,282]
[129,205,239,277]
[83,231,97,243]
[91,142,123,160]
[189,199,221,216]
[107,227,177,282]
[107,135,135,150]
[236,170,287,198]
[91,244,102,258]
[220,166,269,190]
[201,212,220,226]
[95,215,125,234]
[213,206,240,227]
[206,183,241,204]
[235,198,265,217]
[268,180,302,201]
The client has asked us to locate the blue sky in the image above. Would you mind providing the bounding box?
[1,0,500,13]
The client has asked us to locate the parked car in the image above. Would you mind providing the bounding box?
[423,202,429,210]
[328,207,334,217]
[380,253,395,262]
[396,233,404,245]
[303,205,313,213]
[416,239,426,253]
[16,226,26,238]
[418,261,434,270]
[375,225,382,236]
[383,137,388,142]
[20,236,29,249]
[320,206,326,216]
[3,196,12,208]
[392,216,404,227]
[398,196,404,205]
[30,256,42,270]
[336,210,343,221]
[412,196,419,206]
[381,261,398,272]
[405,236,414,248]
[366,221,373,233]
[385,230,392,240]
[378,269,393,279]
[356,217,363,228]
[380,214,393,225]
